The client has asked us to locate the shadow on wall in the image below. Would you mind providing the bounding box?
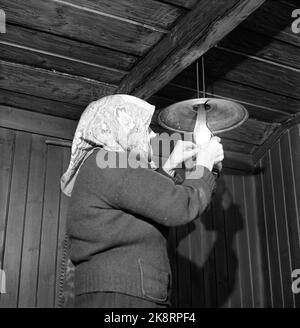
[169,176,244,308]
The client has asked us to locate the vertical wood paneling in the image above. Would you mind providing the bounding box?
[222,175,243,308]
[0,129,15,306]
[36,145,63,307]
[255,165,273,307]
[260,151,284,307]
[279,129,300,307]
[18,134,47,307]
[270,142,295,307]
[0,131,31,307]
[289,125,300,305]
[243,175,264,307]
[257,124,300,308]
[54,147,71,308]
[0,129,15,259]
[289,126,300,228]
[232,175,253,307]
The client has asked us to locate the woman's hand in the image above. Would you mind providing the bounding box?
[163,140,199,176]
[195,136,224,171]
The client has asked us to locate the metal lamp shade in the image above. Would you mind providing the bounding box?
[157,98,249,134]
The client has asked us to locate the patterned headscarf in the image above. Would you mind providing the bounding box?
[61,94,155,197]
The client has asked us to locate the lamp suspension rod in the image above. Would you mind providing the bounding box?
[196,56,206,98]
[202,55,206,98]
[196,60,200,98]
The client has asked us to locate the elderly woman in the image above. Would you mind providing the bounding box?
[61,94,223,308]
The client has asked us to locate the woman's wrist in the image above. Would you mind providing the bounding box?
[195,157,213,171]
[162,160,176,177]
[163,167,175,177]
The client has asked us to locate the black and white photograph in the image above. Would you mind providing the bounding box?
[0,0,299,312]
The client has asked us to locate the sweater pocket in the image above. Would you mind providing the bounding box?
[138,258,170,303]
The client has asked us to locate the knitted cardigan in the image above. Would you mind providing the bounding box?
[67,148,216,304]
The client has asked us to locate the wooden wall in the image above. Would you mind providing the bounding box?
[0,127,70,307]
[255,124,300,307]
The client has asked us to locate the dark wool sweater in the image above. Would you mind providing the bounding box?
[67,148,216,305]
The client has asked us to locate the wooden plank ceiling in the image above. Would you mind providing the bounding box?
[0,0,299,168]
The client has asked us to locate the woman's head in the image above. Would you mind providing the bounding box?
[61,94,156,196]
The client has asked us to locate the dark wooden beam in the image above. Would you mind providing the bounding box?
[0,60,116,106]
[0,105,77,140]
[117,0,266,98]
[0,89,83,120]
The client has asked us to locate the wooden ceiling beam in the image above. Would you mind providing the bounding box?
[0,89,83,120]
[117,0,266,98]
[0,105,77,140]
[0,60,116,106]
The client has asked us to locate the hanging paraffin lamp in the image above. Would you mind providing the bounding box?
[157,56,249,175]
